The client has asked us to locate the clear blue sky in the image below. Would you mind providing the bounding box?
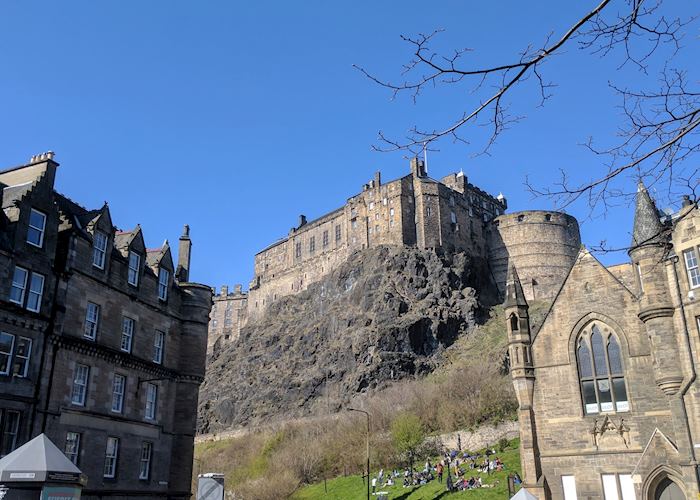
[0,1,696,288]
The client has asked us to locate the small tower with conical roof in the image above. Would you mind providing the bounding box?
[628,182,682,396]
[504,264,542,495]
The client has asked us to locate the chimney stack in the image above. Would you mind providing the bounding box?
[410,158,426,178]
[221,285,229,296]
[234,284,243,294]
[682,195,693,208]
[177,224,192,282]
[298,214,307,228]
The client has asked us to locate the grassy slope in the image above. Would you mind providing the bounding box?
[292,439,521,500]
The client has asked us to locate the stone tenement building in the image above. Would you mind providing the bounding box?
[209,157,582,353]
[0,154,212,499]
[507,184,700,499]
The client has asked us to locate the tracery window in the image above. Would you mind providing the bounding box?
[576,324,629,415]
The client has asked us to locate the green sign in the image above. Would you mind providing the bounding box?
[41,486,81,500]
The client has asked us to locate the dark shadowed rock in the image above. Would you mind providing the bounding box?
[197,245,494,433]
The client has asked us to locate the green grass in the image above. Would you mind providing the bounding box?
[292,440,521,500]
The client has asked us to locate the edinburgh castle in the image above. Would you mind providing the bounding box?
[208,157,581,354]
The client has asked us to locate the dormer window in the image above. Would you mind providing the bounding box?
[158,268,169,301]
[128,251,140,286]
[92,231,108,269]
[27,209,46,247]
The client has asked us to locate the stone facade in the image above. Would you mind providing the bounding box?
[0,154,212,499]
[208,284,248,356]
[508,185,700,499]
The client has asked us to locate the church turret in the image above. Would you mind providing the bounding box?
[504,264,542,495]
[628,182,682,396]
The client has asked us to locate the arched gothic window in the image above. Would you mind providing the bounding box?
[576,324,629,414]
[509,313,519,332]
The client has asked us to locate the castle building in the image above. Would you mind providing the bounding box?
[246,158,507,317]
[0,154,212,499]
[208,158,583,353]
[508,184,700,499]
[207,284,247,355]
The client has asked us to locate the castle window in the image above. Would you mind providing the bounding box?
[323,230,329,247]
[27,208,46,247]
[577,324,629,414]
[352,220,357,230]
[468,206,474,217]
[383,198,388,205]
[369,202,375,210]
[509,313,519,332]
[450,211,457,224]
[335,225,341,241]
[449,196,455,207]
[375,225,380,234]
[545,214,552,221]
[309,236,315,253]
[517,214,524,222]
[426,206,432,217]
[295,242,302,258]
[351,208,357,217]
[375,213,379,220]
[683,248,700,289]
[92,231,108,269]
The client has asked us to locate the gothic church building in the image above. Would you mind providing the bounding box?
[508,184,700,500]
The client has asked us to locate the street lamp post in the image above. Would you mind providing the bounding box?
[348,408,370,500]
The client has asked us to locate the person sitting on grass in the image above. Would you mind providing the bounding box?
[386,477,394,487]
[402,477,410,488]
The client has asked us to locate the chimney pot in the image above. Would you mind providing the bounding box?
[298,215,307,227]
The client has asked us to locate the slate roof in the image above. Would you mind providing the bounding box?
[630,181,665,250]
[504,263,528,308]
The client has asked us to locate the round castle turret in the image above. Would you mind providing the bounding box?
[488,210,581,302]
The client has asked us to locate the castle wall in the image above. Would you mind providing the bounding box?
[488,210,581,302]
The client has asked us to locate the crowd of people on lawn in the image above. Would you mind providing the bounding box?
[370,447,521,495]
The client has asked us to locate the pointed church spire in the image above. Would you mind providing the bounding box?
[505,263,528,308]
[630,181,665,251]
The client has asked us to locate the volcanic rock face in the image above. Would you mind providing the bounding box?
[198,245,494,433]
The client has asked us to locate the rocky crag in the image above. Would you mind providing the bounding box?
[198,245,498,433]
